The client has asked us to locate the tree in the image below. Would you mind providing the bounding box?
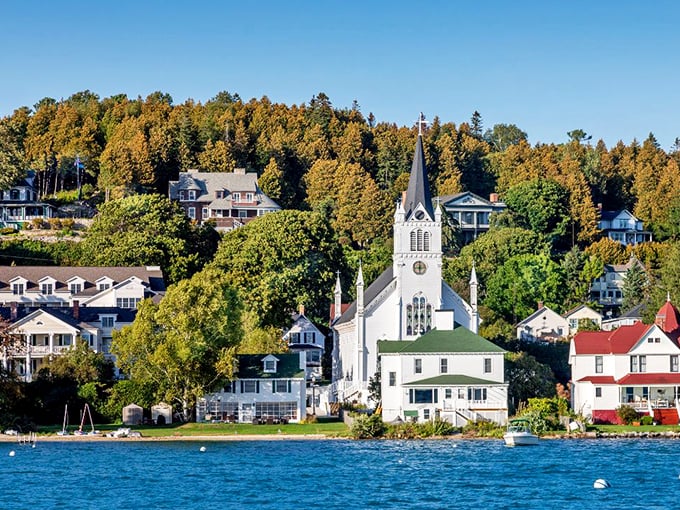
[80,194,215,283]
[112,269,243,419]
[237,310,288,354]
[0,122,25,190]
[483,123,528,152]
[622,260,649,311]
[38,342,114,385]
[503,178,571,248]
[566,129,592,143]
[505,352,556,412]
[485,254,565,323]
[210,210,343,327]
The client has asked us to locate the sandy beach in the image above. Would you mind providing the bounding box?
[0,433,332,443]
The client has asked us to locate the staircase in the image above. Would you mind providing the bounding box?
[653,408,679,425]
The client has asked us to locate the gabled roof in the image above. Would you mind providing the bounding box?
[236,353,304,379]
[600,209,637,222]
[439,191,506,208]
[573,321,651,355]
[562,304,602,320]
[0,266,165,293]
[334,266,394,326]
[516,306,564,327]
[404,374,501,386]
[378,326,505,354]
[576,375,617,384]
[655,299,680,338]
[0,305,138,327]
[403,135,434,219]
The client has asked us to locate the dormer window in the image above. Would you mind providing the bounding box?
[99,283,110,291]
[41,283,53,295]
[100,316,115,328]
[70,283,82,294]
[262,355,278,373]
[12,283,24,295]
[188,190,197,201]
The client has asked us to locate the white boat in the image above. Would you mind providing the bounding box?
[57,404,69,436]
[503,419,539,446]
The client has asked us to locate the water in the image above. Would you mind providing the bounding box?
[0,438,678,509]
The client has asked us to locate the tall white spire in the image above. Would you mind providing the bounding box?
[334,271,342,321]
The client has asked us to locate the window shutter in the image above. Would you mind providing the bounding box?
[240,380,244,393]
[272,380,276,393]
[256,381,260,393]
[434,389,438,403]
[287,380,291,393]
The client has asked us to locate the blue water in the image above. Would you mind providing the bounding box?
[0,438,678,509]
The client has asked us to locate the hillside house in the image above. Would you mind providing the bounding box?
[168,169,280,231]
[599,209,652,246]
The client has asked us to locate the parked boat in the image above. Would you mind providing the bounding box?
[73,404,100,436]
[503,419,538,446]
[57,404,69,436]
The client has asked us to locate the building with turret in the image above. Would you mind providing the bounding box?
[330,116,507,425]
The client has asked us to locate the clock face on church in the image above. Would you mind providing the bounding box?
[413,261,427,275]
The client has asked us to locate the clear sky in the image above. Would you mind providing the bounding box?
[2,1,679,149]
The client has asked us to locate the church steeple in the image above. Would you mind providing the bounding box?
[403,113,434,220]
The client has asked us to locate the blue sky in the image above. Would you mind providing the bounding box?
[2,1,679,149]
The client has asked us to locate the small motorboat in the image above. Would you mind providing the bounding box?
[503,419,538,446]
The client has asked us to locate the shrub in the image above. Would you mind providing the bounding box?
[300,414,318,424]
[419,417,456,437]
[640,415,654,426]
[31,217,45,229]
[462,419,504,438]
[0,227,17,235]
[616,405,640,425]
[48,218,63,230]
[61,218,75,230]
[351,413,386,439]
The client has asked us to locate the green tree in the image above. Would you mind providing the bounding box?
[505,352,556,412]
[0,122,25,190]
[80,194,214,283]
[622,260,649,310]
[112,269,243,419]
[237,310,288,354]
[483,123,528,152]
[503,178,571,247]
[210,210,343,327]
[485,253,565,323]
[37,342,114,385]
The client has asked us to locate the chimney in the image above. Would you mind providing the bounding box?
[10,301,17,321]
[298,304,305,316]
[489,193,498,203]
[73,300,79,320]
[597,203,602,212]
[234,168,246,175]
[537,301,544,311]
[401,190,407,207]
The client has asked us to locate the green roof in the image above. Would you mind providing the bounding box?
[403,410,419,417]
[404,375,503,386]
[378,326,505,354]
[236,354,305,379]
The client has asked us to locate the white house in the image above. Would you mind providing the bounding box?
[602,304,644,331]
[590,256,646,308]
[1,304,137,381]
[168,168,281,231]
[563,304,602,336]
[598,209,652,246]
[331,119,479,405]
[516,304,568,342]
[283,308,325,380]
[197,352,307,423]
[0,266,166,308]
[0,170,55,227]
[570,299,680,425]
[379,319,508,426]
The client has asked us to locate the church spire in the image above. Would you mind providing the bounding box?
[334,271,342,321]
[403,113,434,219]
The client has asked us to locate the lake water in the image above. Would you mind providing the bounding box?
[0,438,678,509]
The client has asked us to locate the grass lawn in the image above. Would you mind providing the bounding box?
[39,418,350,438]
[590,424,680,434]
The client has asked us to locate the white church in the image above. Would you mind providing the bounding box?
[331,117,508,425]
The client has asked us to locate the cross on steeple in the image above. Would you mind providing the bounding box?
[416,112,428,136]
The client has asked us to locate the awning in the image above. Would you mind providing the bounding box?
[404,410,418,417]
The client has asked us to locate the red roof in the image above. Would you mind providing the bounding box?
[655,300,680,338]
[329,303,350,322]
[573,321,650,355]
[618,373,680,385]
[577,376,617,384]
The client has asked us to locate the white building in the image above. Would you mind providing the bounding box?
[590,256,646,308]
[331,118,480,406]
[439,191,506,245]
[516,303,602,342]
[1,304,136,381]
[197,353,307,423]
[0,266,166,308]
[283,308,325,380]
[570,299,680,425]
[598,209,652,246]
[379,320,508,425]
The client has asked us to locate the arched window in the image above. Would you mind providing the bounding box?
[407,294,432,336]
[410,229,431,251]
